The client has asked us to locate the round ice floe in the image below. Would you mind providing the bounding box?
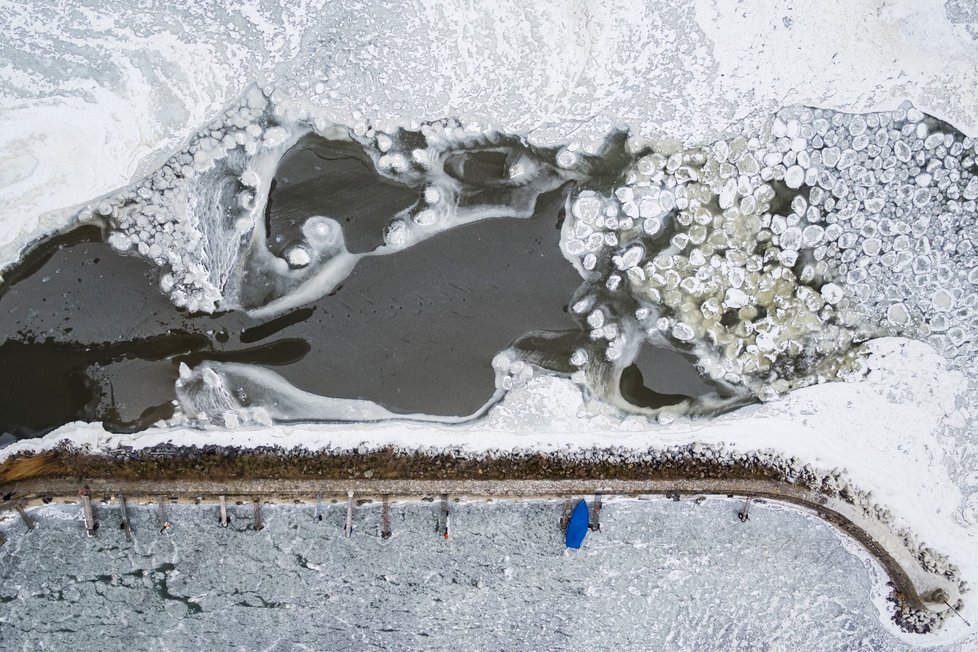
[894,140,912,162]
[780,226,802,250]
[572,297,594,314]
[862,238,881,256]
[572,193,602,223]
[723,288,750,309]
[672,322,695,342]
[285,245,311,268]
[778,249,798,267]
[564,239,586,256]
[556,148,579,168]
[424,187,441,204]
[107,232,132,252]
[413,209,436,225]
[801,225,825,247]
[864,197,885,213]
[240,170,260,187]
[570,349,588,367]
[931,289,955,312]
[379,153,409,172]
[643,217,662,235]
[727,266,746,288]
[784,165,805,189]
[638,195,662,218]
[302,216,340,247]
[385,220,407,247]
[262,127,288,148]
[820,282,844,305]
[886,302,910,326]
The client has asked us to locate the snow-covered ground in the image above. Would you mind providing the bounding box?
[0,499,930,651]
[3,0,978,648]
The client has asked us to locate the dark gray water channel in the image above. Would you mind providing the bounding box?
[0,139,717,438]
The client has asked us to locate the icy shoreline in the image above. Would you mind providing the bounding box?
[4,336,976,643]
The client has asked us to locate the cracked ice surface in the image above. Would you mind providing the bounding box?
[0,500,915,651]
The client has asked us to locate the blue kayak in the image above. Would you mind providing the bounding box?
[565,499,590,549]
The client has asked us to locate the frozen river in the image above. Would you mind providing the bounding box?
[0,497,929,650]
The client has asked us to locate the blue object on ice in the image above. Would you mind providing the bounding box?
[565,499,590,549]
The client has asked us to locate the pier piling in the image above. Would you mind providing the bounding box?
[738,496,752,522]
[157,496,171,532]
[253,498,264,531]
[344,491,354,538]
[381,495,392,540]
[590,492,602,532]
[14,504,36,532]
[79,488,97,537]
[118,496,132,541]
[438,494,450,540]
[219,495,230,528]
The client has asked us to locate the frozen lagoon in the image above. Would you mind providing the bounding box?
[0,498,922,651]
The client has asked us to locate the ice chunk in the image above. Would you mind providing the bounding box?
[613,245,645,271]
[801,225,825,247]
[303,216,341,247]
[784,165,805,189]
[672,322,696,341]
[820,283,843,305]
[886,302,910,326]
[285,245,311,268]
[572,194,603,223]
[780,226,802,251]
[724,288,750,309]
[587,310,605,329]
[643,217,662,235]
[862,238,881,256]
[931,289,954,312]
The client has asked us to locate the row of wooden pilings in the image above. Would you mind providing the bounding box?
[0,490,761,544]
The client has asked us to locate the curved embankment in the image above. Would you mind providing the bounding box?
[0,473,961,628]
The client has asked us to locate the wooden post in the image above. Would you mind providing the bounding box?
[119,496,132,541]
[438,494,450,540]
[157,496,171,532]
[219,495,230,528]
[78,488,97,537]
[589,492,602,532]
[944,600,972,627]
[381,495,392,540]
[14,504,36,531]
[253,498,264,531]
[560,498,572,531]
[344,491,354,538]
[738,496,751,522]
